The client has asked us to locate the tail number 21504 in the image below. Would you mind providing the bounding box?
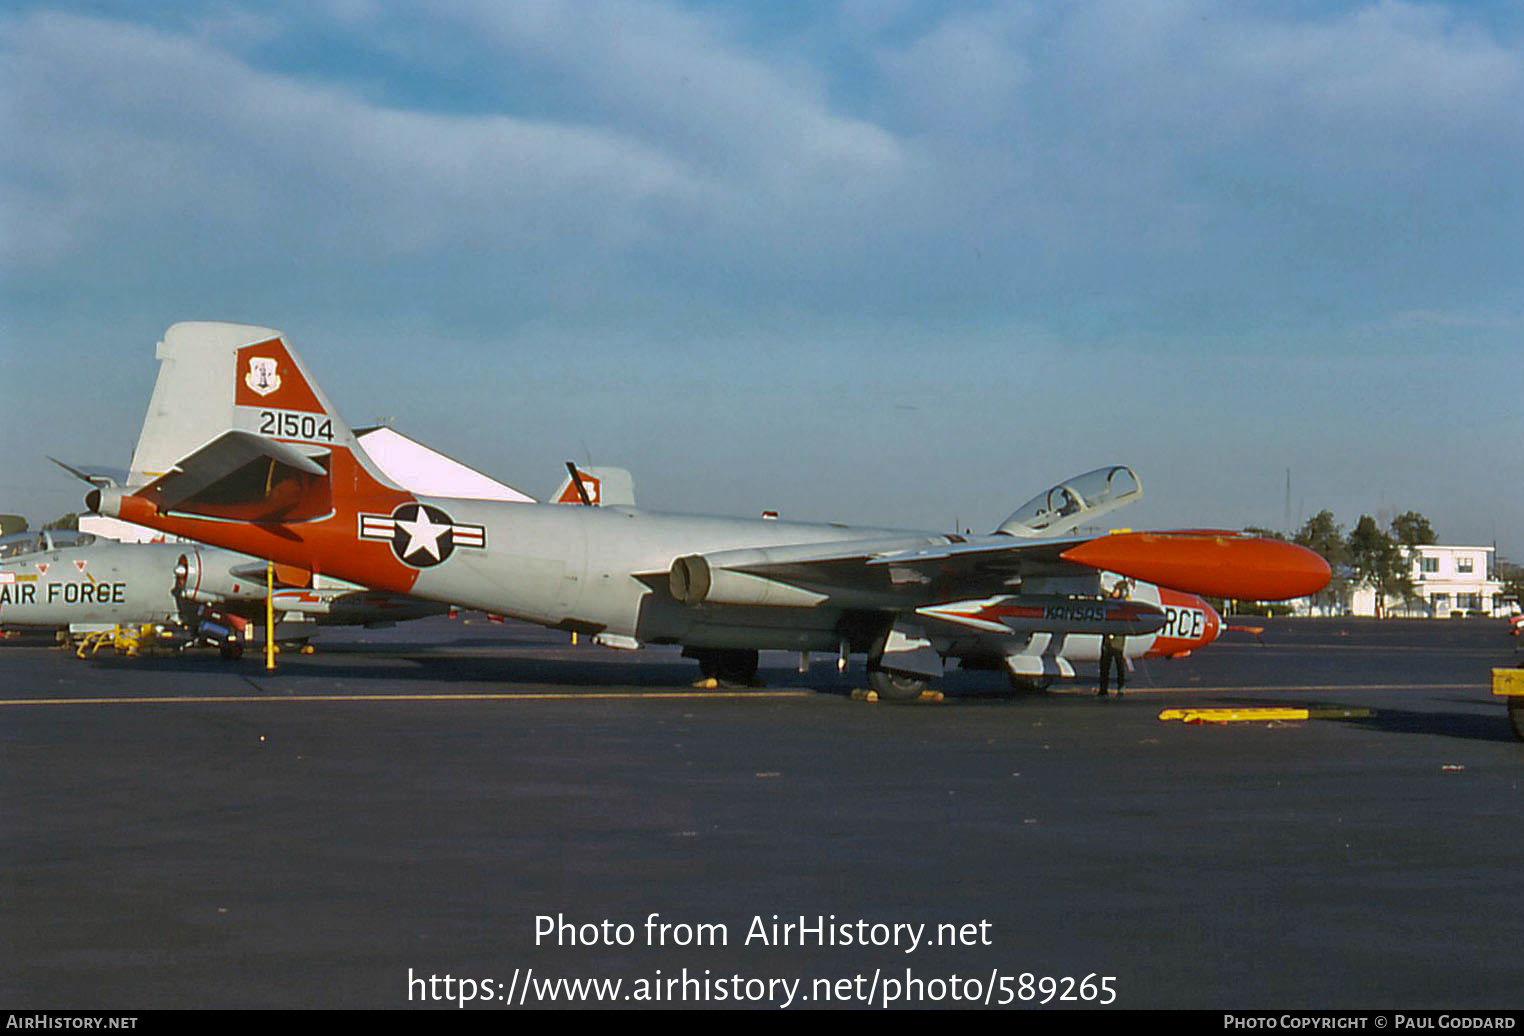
[258,409,334,442]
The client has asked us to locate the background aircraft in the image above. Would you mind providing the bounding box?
[551,464,635,507]
[0,527,446,657]
[88,323,1329,698]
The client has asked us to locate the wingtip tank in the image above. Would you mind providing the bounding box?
[1059,531,1331,601]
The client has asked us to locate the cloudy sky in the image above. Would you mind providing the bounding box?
[2,1,1521,548]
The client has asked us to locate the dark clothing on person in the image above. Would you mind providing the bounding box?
[1098,582,1130,695]
[1099,633,1126,695]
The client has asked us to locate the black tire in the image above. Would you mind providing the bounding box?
[1007,673,1053,694]
[1510,698,1524,742]
[867,666,928,702]
[219,639,244,662]
[716,649,760,686]
[691,648,759,686]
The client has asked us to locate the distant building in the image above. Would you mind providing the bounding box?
[1344,544,1511,618]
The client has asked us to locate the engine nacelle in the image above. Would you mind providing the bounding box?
[670,555,828,608]
[174,549,267,605]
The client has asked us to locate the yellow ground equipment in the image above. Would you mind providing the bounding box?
[1490,668,1524,742]
[1159,706,1373,725]
[75,624,174,659]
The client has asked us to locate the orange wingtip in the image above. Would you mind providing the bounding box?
[1061,531,1330,601]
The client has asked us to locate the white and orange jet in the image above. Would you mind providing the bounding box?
[87,323,1329,699]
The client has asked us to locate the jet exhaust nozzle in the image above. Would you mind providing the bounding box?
[85,486,126,518]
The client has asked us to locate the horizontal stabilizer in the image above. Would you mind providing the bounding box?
[140,430,332,522]
[49,458,127,489]
[154,431,324,508]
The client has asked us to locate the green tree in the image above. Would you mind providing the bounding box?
[1294,510,1349,614]
[1497,561,1524,606]
[1347,515,1412,618]
[1389,510,1436,549]
[1388,510,1436,614]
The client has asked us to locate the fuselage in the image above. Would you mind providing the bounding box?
[110,492,1224,659]
[0,536,184,628]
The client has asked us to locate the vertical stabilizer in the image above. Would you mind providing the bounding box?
[128,322,388,489]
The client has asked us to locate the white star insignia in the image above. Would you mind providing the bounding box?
[395,509,450,561]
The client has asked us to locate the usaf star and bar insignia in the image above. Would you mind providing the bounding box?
[358,502,486,568]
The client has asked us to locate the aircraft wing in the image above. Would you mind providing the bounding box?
[670,529,1330,607]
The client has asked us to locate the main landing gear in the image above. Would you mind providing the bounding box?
[866,665,931,702]
[1006,673,1053,694]
[685,648,761,689]
[865,629,937,702]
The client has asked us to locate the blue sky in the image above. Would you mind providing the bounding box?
[2,1,1521,549]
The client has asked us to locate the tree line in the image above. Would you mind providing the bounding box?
[1247,509,1513,617]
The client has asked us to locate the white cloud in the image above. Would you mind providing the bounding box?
[2,1,1519,329]
[0,10,710,271]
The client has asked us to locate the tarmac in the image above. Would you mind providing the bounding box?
[1,616,1521,1009]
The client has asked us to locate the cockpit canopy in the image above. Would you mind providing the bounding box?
[0,529,98,560]
[998,465,1143,538]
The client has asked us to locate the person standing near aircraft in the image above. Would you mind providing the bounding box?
[1098,579,1131,696]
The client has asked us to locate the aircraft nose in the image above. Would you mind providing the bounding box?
[1201,600,1223,645]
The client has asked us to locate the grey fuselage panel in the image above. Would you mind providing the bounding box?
[405,501,939,649]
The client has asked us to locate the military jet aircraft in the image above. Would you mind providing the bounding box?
[87,322,1329,698]
[0,526,446,657]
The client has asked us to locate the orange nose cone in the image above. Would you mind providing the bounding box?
[1061,532,1331,601]
[1202,600,1222,644]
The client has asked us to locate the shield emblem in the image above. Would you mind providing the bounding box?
[245,357,281,396]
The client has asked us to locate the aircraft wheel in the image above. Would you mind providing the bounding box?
[1509,698,1524,742]
[219,639,244,662]
[715,649,760,687]
[867,666,929,702]
[1007,673,1053,694]
[692,648,760,686]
